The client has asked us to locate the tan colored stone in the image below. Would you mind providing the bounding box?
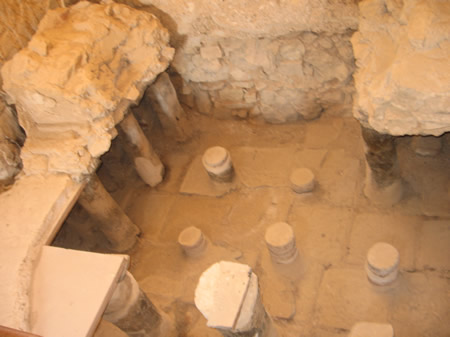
[290,168,315,194]
[200,45,223,60]
[1,1,174,177]
[349,322,394,337]
[352,0,450,136]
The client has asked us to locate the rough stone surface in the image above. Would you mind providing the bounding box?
[137,0,358,123]
[1,1,174,178]
[0,1,52,186]
[352,0,450,136]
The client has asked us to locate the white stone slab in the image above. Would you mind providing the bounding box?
[195,261,252,329]
[0,174,84,331]
[30,246,129,337]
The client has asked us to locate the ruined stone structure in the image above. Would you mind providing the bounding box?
[0,0,449,336]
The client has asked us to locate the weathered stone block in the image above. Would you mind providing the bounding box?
[352,0,450,136]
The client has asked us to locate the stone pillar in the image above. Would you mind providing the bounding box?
[195,261,277,337]
[411,135,442,156]
[78,174,140,253]
[265,222,298,264]
[178,226,207,257]
[104,271,176,337]
[361,126,403,205]
[147,72,191,142]
[366,242,399,286]
[120,112,165,187]
[202,146,234,183]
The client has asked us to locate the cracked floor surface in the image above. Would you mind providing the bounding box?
[56,112,450,337]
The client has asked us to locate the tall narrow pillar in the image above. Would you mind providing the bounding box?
[361,126,403,205]
[147,72,191,142]
[104,271,176,337]
[120,112,165,187]
[195,261,277,337]
[78,174,140,252]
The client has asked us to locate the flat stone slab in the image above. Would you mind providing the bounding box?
[0,174,84,330]
[31,246,129,337]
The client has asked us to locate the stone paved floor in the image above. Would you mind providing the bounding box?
[57,114,450,337]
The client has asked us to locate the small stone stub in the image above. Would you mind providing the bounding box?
[265,222,298,264]
[178,226,207,257]
[289,168,315,193]
[366,242,399,286]
[202,146,234,182]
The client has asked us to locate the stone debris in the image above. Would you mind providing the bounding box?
[352,0,450,136]
[349,322,394,337]
[366,242,399,286]
[289,168,315,194]
[1,1,174,178]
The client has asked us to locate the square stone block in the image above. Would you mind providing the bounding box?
[315,267,393,330]
[288,204,353,265]
[416,220,450,273]
[346,213,421,270]
[390,273,450,337]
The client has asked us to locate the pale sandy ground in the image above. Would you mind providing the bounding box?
[55,112,450,337]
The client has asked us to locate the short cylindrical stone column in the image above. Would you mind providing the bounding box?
[265,222,298,264]
[78,174,140,253]
[104,271,176,337]
[361,126,403,205]
[178,226,207,257]
[202,146,234,183]
[120,112,165,187]
[411,135,442,156]
[195,261,277,337]
[366,242,399,286]
[289,168,315,193]
[350,322,394,337]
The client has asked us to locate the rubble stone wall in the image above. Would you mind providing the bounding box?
[129,0,359,123]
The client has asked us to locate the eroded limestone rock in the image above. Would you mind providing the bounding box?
[352,0,450,136]
[1,1,174,178]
